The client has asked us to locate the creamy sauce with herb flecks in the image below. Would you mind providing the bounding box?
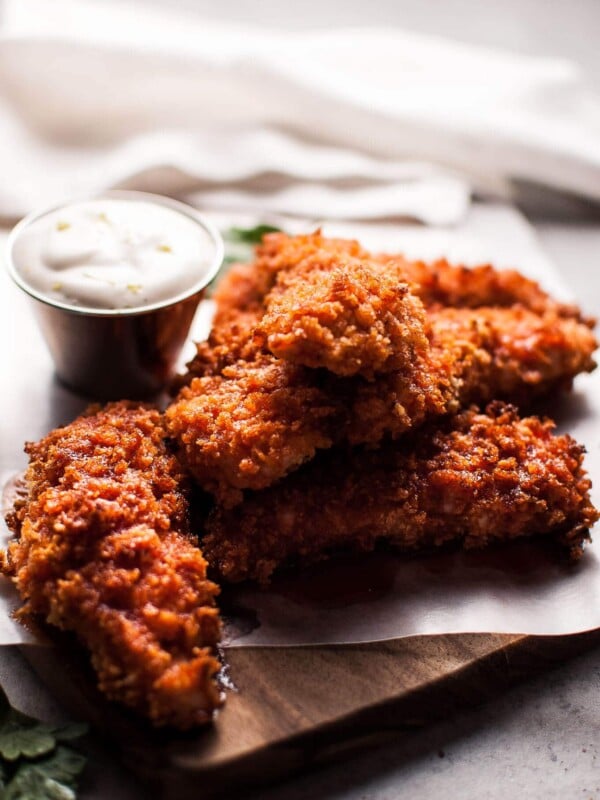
[12,199,216,310]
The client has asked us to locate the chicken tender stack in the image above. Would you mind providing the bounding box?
[166,230,597,579]
[204,403,598,583]
[167,233,597,504]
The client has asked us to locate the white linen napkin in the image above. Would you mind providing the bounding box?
[0,0,599,222]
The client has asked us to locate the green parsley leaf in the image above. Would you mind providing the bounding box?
[2,745,87,799]
[0,721,55,761]
[4,765,76,800]
[30,745,87,787]
[0,682,88,799]
[225,224,281,244]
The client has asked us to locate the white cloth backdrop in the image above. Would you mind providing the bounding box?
[0,0,599,222]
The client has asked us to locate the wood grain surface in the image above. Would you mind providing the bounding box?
[20,629,600,798]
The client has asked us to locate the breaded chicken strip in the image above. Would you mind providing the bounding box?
[169,232,596,500]
[176,306,263,385]
[230,231,584,319]
[257,252,430,378]
[348,306,598,444]
[376,256,586,320]
[203,403,598,583]
[436,306,597,402]
[180,231,589,387]
[166,355,347,506]
[254,231,370,294]
[167,307,596,501]
[178,234,372,385]
[1,403,222,729]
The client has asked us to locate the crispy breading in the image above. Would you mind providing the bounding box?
[348,306,597,444]
[209,234,359,323]
[223,231,585,318]
[181,232,591,387]
[167,305,596,499]
[1,403,222,729]
[175,307,263,387]
[179,234,372,385]
[166,355,344,506]
[203,403,598,583]
[435,306,597,402]
[168,232,596,501]
[254,231,370,286]
[256,253,429,378]
[375,256,587,320]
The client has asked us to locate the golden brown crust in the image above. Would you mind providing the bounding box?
[257,252,430,378]
[177,233,372,386]
[168,233,596,502]
[203,403,598,583]
[1,402,222,729]
[166,355,343,506]
[376,256,589,321]
[167,305,596,500]
[216,231,587,319]
[434,306,598,403]
[254,231,370,285]
[182,232,591,386]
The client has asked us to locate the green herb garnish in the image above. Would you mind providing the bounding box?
[225,224,282,245]
[0,685,87,798]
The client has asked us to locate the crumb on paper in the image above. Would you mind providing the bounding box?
[157,244,172,253]
[56,221,70,231]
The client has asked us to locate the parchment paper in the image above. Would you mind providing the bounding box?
[1,202,598,648]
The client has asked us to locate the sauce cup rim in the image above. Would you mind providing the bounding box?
[4,190,225,318]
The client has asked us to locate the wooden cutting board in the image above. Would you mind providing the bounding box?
[20,629,600,799]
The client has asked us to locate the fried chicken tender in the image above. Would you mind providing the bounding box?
[436,306,597,402]
[254,231,370,291]
[167,305,596,501]
[168,274,455,505]
[179,233,372,385]
[168,231,596,501]
[257,252,430,377]
[376,255,586,320]
[178,306,263,384]
[348,306,597,444]
[230,231,584,319]
[1,403,222,729]
[166,355,344,505]
[203,403,598,583]
[181,231,590,387]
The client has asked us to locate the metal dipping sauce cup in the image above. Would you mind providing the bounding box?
[5,191,224,400]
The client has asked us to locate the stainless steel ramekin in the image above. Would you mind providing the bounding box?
[5,191,224,400]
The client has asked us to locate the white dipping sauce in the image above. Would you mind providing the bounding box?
[11,198,217,310]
